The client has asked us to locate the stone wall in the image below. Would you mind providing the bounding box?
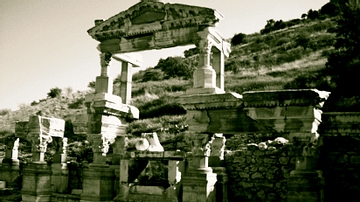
[318,112,360,201]
[225,135,297,202]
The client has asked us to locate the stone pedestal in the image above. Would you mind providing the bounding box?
[212,167,228,202]
[287,170,324,202]
[51,154,68,193]
[182,167,217,202]
[0,139,20,189]
[21,162,52,202]
[80,163,115,202]
[114,159,131,201]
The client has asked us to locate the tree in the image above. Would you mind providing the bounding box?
[47,87,62,98]
[88,81,95,89]
[307,9,319,20]
[325,2,360,96]
[184,47,199,58]
[231,33,246,46]
[320,2,340,17]
[154,56,193,79]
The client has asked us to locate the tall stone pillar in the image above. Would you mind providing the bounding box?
[120,61,132,105]
[0,137,20,189]
[95,52,113,94]
[110,136,127,196]
[22,115,65,202]
[51,137,69,193]
[182,133,217,202]
[80,133,115,202]
[208,134,228,202]
[212,49,225,91]
[187,28,224,95]
[113,158,132,201]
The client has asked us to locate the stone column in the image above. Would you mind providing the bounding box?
[110,136,127,196]
[182,133,217,202]
[51,137,69,193]
[22,116,56,202]
[113,158,132,201]
[212,49,224,91]
[120,61,132,105]
[165,159,185,201]
[208,133,228,202]
[80,133,115,202]
[95,52,113,94]
[0,137,20,189]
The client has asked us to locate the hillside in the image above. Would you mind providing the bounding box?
[0,2,347,139]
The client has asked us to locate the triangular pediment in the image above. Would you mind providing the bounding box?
[88,1,223,42]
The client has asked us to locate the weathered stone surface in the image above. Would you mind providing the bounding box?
[239,172,250,178]
[350,156,360,165]
[279,157,289,165]
[251,172,263,179]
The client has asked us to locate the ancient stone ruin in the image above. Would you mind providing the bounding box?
[1,0,360,202]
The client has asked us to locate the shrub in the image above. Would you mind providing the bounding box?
[142,69,164,82]
[231,33,246,46]
[47,87,62,98]
[0,108,11,116]
[275,37,291,46]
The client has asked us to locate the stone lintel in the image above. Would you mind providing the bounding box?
[28,115,65,138]
[112,53,142,67]
[242,89,330,108]
[179,92,243,110]
[85,93,139,119]
[88,1,222,42]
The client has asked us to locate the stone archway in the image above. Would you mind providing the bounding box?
[87,0,231,98]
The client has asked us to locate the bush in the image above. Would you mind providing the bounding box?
[154,57,189,78]
[0,108,11,116]
[47,87,62,98]
[142,69,164,82]
[231,33,246,46]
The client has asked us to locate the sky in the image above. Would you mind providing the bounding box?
[0,0,329,111]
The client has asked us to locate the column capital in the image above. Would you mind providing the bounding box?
[185,133,211,157]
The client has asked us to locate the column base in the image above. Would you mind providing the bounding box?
[80,164,115,202]
[21,162,52,202]
[287,170,324,202]
[182,167,217,202]
[51,163,69,193]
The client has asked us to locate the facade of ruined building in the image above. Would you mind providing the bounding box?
[1,1,360,202]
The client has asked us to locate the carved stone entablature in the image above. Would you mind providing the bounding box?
[88,1,223,42]
[179,92,243,110]
[242,89,330,108]
[28,115,65,138]
[321,112,360,135]
[85,93,139,120]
